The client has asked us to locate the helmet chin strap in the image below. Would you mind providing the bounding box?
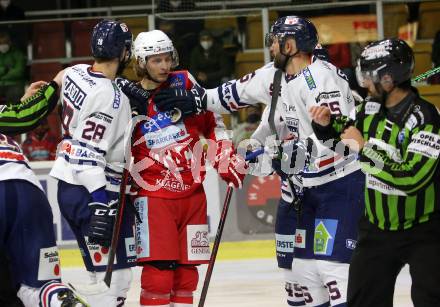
[274,43,299,71]
[116,52,131,76]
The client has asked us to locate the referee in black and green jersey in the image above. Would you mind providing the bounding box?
[0,73,61,306]
[311,38,440,307]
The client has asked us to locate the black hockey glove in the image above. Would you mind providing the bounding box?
[115,77,150,116]
[154,84,207,117]
[87,190,117,247]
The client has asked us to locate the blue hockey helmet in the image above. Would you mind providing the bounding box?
[265,16,318,53]
[91,20,133,60]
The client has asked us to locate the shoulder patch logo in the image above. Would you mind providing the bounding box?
[302,67,316,90]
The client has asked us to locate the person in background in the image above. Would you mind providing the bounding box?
[22,118,59,161]
[232,105,262,146]
[157,0,195,12]
[190,30,232,88]
[0,30,26,104]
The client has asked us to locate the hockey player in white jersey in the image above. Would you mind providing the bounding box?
[50,20,135,307]
[154,16,365,306]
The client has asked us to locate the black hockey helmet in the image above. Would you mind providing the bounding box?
[356,38,414,87]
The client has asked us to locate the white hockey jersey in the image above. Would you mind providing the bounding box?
[207,59,359,187]
[50,64,131,193]
[0,133,43,190]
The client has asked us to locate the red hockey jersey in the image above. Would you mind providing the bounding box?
[131,70,229,199]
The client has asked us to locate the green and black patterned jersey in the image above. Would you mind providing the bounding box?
[0,81,59,135]
[313,90,440,231]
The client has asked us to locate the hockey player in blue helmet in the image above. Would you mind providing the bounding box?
[91,19,133,76]
[265,15,318,71]
[50,20,136,307]
[153,15,363,306]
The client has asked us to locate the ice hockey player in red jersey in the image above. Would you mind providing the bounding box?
[126,30,247,307]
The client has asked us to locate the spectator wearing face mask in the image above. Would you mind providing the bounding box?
[22,118,59,161]
[232,105,262,146]
[0,30,26,104]
[157,0,195,12]
[189,30,233,88]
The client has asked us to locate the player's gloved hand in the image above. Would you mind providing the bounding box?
[115,77,149,115]
[154,84,207,117]
[87,188,117,247]
[214,140,248,189]
[277,138,310,175]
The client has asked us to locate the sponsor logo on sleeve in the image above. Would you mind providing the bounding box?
[407,131,440,159]
[366,174,406,196]
[302,68,316,90]
[112,83,121,109]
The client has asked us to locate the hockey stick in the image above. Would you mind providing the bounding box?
[412,66,440,83]
[197,185,233,307]
[73,165,131,295]
[197,149,264,307]
[72,118,141,296]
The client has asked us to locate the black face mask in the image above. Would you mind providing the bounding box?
[247,113,261,123]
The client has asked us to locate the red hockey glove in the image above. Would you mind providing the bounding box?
[214,140,248,189]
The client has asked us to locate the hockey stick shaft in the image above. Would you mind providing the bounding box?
[103,166,130,287]
[412,66,440,83]
[198,185,234,307]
